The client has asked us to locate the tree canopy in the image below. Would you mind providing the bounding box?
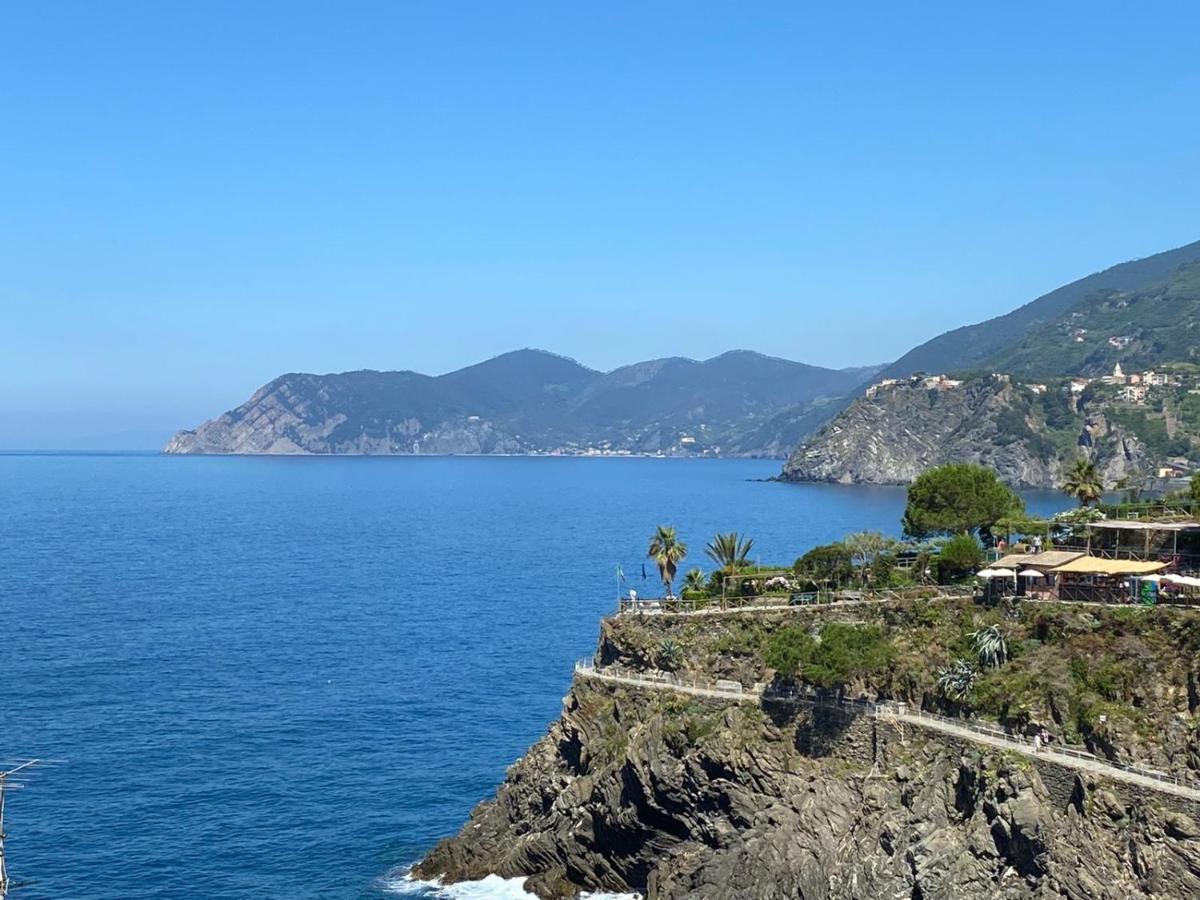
[764,622,894,690]
[902,463,1024,538]
[937,532,986,580]
[792,542,853,588]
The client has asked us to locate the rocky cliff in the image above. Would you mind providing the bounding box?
[780,376,1154,488]
[415,600,1200,899]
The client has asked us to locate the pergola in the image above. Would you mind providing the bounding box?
[1084,519,1200,559]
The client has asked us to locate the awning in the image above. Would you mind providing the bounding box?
[993,551,1084,570]
[1050,555,1167,576]
[1087,520,1200,532]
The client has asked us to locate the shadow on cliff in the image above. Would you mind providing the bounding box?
[762,697,862,758]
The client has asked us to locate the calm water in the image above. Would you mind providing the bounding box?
[0,455,1067,899]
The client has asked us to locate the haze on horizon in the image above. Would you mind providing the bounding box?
[3,2,1200,449]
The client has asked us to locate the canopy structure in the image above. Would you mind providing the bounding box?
[1083,520,1200,559]
[1018,568,1046,578]
[1087,520,1200,532]
[1050,556,1167,576]
[993,551,1084,570]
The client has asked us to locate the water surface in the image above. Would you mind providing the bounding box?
[0,455,1065,898]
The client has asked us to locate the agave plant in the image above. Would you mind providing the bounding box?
[970,624,1008,669]
[657,639,684,671]
[936,658,978,701]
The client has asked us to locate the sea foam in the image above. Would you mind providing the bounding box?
[384,869,640,899]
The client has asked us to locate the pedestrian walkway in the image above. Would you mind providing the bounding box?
[573,660,1200,804]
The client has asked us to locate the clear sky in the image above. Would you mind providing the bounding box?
[3,2,1199,448]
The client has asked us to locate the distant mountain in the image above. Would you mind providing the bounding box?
[879,239,1200,381]
[164,349,879,457]
[782,240,1200,487]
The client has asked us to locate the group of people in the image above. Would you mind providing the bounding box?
[994,534,1043,554]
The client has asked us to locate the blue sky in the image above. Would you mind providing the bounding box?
[3,2,1200,447]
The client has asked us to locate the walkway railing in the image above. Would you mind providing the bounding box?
[616,585,974,616]
[573,661,1200,801]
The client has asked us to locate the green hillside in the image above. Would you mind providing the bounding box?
[977,262,1200,378]
[880,239,1200,380]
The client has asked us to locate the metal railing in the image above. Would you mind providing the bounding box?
[573,661,1200,799]
[875,703,1200,796]
[574,659,758,699]
[616,585,974,616]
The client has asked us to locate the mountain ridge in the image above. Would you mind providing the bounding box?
[878,239,1200,381]
[783,240,1200,487]
[165,348,880,458]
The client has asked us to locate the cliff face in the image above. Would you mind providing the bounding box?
[779,377,1153,488]
[415,602,1200,899]
[162,374,527,455]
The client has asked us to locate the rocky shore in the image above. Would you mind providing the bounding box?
[415,602,1200,898]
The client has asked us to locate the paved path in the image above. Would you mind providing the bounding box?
[574,661,1200,804]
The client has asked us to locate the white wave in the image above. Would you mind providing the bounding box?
[383,868,640,900]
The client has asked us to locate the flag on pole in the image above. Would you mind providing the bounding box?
[617,566,626,583]
[641,563,647,579]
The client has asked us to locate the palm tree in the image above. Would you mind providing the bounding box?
[683,568,707,593]
[704,532,754,572]
[1062,457,1104,507]
[648,526,688,597]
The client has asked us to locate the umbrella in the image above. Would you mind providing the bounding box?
[1139,574,1164,583]
[978,568,1016,579]
[1018,568,1045,578]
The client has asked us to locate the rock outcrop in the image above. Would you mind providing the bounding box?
[780,376,1153,488]
[415,603,1200,899]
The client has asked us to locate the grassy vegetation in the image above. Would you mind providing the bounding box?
[605,599,1200,757]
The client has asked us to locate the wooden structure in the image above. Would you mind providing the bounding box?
[992,551,1085,597]
[1050,555,1167,604]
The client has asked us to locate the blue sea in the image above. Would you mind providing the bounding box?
[0,455,1069,899]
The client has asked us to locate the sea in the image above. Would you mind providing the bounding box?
[0,454,1069,899]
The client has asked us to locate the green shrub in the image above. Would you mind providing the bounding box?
[766,622,895,689]
[936,533,985,581]
[793,543,853,588]
[763,626,816,676]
